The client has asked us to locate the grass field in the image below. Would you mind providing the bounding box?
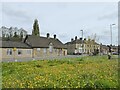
[2,55,118,88]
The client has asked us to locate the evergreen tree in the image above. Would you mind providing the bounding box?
[32,19,40,36]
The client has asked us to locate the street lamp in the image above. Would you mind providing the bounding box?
[110,24,115,46]
[80,30,83,55]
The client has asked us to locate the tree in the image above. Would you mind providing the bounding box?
[32,19,40,36]
[88,34,99,55]
[2,31,5,38]
[13,32,18,37]
[6,34,10,41]
[90,33,99,43]
[9,31,12,37]
[20,31,23,39]
[107,45,111,52]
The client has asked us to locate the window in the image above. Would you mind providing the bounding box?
[80,44,82,47]
[49,43,53,53]
[49,46,53,53]
[7,49,12,55]
[26,50,31,54]
[43,48,47,53]
[18,50,22,55]
[55,49,57,53]
[84,45,86,48]
[37,48,40,51]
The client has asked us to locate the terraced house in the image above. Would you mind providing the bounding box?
[0,33,67,61]
[1,40,33,61]
[65,36,100,55]
[24,34,67,58]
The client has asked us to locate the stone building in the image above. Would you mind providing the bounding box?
[1,40,32,61]
[24,34,67,58]
[65,36,100,55]
[0,34,67,61]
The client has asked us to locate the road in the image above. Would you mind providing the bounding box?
[2,55,87,63]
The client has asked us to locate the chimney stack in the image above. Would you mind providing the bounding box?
[80,38,82,40]
[54,34,56,39]
[71,38,74,42]
[84,38,86,41]
[47,33,50,38]
[75,36,77,40]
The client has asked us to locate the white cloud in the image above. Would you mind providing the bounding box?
[2,5,32,23]
[1,0,119,2]
[1,2,118,45]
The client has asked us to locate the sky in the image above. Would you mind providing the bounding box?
[0,1,118,45]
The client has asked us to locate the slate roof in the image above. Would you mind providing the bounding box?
[65,39,99,45]
[2,37,22,41]
[101,45,109,49]
[65,40,82,45]
[101,45,118,49]
[0,41,31,48]
[111,45,118,49]
[24,35,66,49]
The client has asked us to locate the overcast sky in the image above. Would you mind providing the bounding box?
[0,1,118,45]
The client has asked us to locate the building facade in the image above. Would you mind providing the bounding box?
[24,34,67,58]
[100,44,118,55]
[1,34,67,61]
[65,36,100,55]
[1,41,33,61]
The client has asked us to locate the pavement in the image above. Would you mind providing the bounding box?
[2,55,87,63]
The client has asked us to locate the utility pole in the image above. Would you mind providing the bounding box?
[110,24,115,46]
[81,30,83,56]
[109,24,115,57]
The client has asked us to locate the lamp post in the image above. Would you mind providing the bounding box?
[110,24,115,46]
[80,30,83,55]
[110,24,115,56]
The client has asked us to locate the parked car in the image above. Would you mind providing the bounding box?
[73,52,82,55]
[112,52,118,55]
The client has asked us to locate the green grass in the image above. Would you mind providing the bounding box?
[2,55,118,88]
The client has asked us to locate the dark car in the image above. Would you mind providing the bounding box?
[73,52,82,55]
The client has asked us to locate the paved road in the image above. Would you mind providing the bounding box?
[2,55,87,63]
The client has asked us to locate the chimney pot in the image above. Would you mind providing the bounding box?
[75,36,77,40]
[80,38,82,40]
[54,34,56,39]
[71,38,74,42]
[47,33,50,38]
